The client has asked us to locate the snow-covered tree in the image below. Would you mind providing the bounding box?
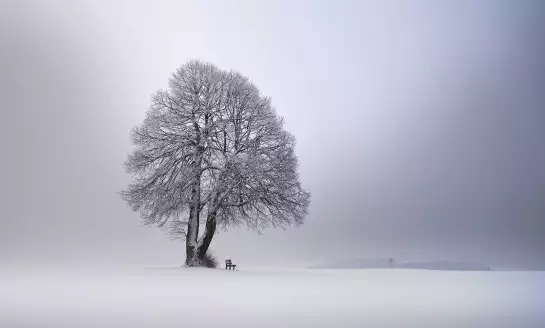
[120,61,310,266]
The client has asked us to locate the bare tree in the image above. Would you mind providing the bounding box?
[120,61,310,266]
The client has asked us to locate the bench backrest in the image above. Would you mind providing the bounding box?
[225,259,232,265]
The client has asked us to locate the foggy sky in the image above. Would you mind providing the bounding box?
[1,0,544,270]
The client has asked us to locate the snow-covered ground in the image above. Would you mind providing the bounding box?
[1,266,544,327]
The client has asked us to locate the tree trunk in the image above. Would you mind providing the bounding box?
[184,205,200,267]
[185,150,204,267]
[185,242,196,266]
[197,211,217,259]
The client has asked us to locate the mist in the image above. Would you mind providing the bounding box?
[1,0,544,271]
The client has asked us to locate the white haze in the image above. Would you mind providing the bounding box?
[1,0,544,270]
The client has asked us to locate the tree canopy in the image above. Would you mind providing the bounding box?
[121,61,310,266]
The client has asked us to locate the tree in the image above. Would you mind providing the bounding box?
[120,61,310,266]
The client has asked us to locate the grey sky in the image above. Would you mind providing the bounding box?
[1,0,544,270]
